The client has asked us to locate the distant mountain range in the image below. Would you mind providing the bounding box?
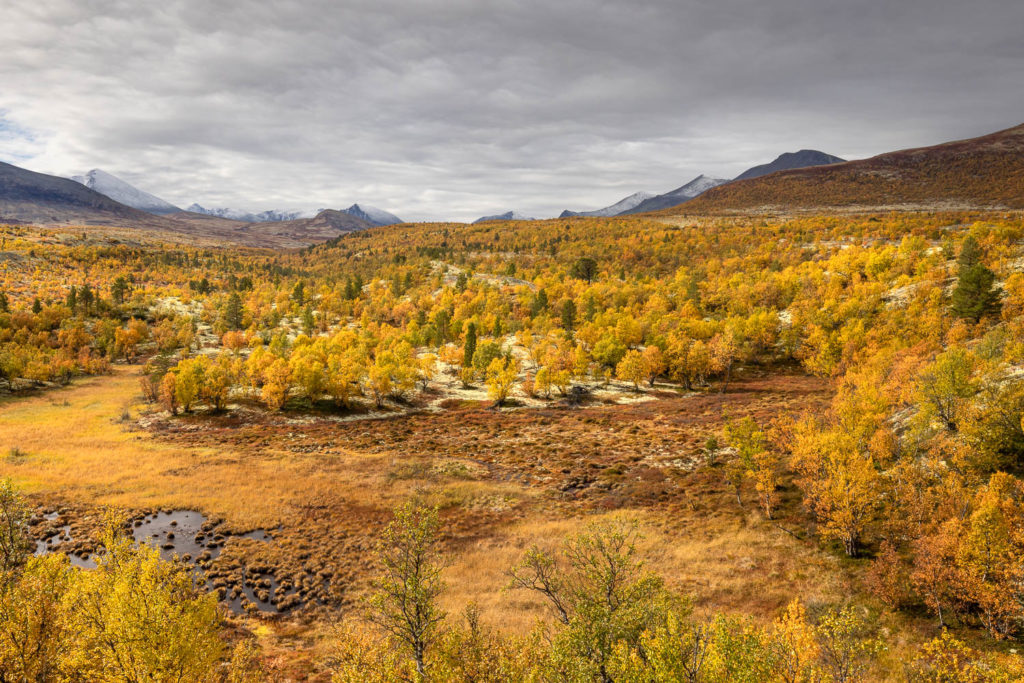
[559,151,845,218]
[185,202,402,226]
[680,123,1024,213]
[67,169,405,227]
[185,204,312,223]
[0,163,383,247]
[34,148,851,232]
[2,124,1021,245]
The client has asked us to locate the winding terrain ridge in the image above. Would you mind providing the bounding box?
[674,123,1024,214]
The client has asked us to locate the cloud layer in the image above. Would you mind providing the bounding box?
[2,0,1023,221]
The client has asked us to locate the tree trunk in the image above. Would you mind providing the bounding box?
[415,643,425,679]
[720,362,732,394]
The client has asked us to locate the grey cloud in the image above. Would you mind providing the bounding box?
[1,0,1022,221]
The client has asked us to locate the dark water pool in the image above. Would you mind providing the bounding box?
[34,509,302,614]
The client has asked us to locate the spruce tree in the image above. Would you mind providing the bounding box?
[561,299,577,332]
[111,275,130,304]
[951,235,1000,322]
[957,235,982,268]
[302,305,315,335]
[531,288,548,316]
[80,284,93,314]
[224,292,244,330]
[463,322,477,368]
[952,263,1000,322]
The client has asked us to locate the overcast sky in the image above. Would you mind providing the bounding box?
[1,0,1022,222]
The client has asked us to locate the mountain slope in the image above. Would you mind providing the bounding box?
[291,209,375,233]
[473,210,536,223]
[734,150,845,181]
[560,191,655,218]
[0,161,175,228]
[618,175,728,215]
[343,204,403,226]
[71,169,181,215]
[676,123,1024,214]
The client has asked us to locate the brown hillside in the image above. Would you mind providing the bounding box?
[666,123,1024,214]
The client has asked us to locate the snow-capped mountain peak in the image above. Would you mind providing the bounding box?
[71,169,181,215]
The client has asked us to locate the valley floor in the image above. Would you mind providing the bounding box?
[0,363,868,677]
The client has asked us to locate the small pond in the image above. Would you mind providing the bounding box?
[33,508,310,614]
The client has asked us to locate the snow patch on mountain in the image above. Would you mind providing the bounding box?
[187,202,401,225]
[186,204,316,222]
[186,204,253,221]
[617,175,730,215]
[560,191,655,218]
[664,174,730,199]
[253,208,317,222]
